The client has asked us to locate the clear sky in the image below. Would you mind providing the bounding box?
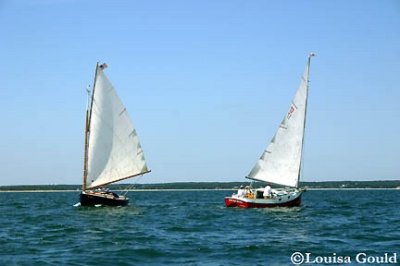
[1,0,399,185]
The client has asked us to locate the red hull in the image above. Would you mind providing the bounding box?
[224,194,301,208]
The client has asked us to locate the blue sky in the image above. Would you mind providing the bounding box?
[0,0,399,185]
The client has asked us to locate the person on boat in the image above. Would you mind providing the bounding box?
[263,184,272,198]
[237,185,245,197]
[95,186,109,193]
[245,186,254,198]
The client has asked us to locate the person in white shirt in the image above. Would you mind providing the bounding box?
[237,185,245,197]
[263,184,272,198]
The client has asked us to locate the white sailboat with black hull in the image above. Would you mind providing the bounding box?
[80,63,151,207]
[225,54,315,208]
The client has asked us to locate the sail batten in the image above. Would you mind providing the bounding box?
[85,64,149,189]
[247,55,314,188]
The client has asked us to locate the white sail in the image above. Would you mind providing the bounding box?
[247,55,314,188]
[86,65,149,189]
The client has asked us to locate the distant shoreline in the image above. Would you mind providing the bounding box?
[0,187,399,193]
[1,181,399,192]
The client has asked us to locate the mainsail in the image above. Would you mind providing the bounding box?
[247,54,314,188]
[85,64,149,189]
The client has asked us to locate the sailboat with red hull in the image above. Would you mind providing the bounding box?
[225,54,315,208]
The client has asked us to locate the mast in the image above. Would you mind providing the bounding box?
[82,89,90,191]
[297,53,315,187]
[82,63,99,191]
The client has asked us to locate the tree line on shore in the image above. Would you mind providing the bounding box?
[1,180,399,191]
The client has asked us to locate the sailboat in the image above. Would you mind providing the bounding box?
[80,63,151,206]
[225,53,315,208]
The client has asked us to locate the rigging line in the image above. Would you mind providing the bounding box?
[122,183,136,196]
[121,174,143,196]
[121,185,132,196]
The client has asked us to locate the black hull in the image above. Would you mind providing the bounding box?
[80,191,128,207]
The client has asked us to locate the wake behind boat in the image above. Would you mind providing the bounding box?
[79,63,151,207]
[225,53,315,208]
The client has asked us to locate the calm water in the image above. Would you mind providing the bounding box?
[0,190,399,265]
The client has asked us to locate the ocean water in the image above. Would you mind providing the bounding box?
[0,190,399,265]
